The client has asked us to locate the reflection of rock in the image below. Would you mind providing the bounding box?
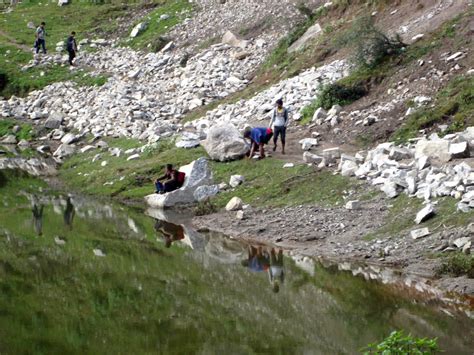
[144,157,213,208]
[291,254,315,276]
[0,157,56,176]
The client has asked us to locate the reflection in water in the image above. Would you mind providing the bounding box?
[154,219,185,248]
[63,197,75,230]
[31,199,44,236]
[241,245,285,293]
[1,195,473,354]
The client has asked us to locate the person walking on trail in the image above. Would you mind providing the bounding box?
[35,22,47,54]
[269,98,289,154]
[154,164,186,194]
[243,127,273,160]
[66,31,78,66]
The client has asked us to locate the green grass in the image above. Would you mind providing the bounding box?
[392,75,474,143]
[0,0,177,97]
[0,118,33,141]
[436,253,474,278]
[364,194,474,240]
[58,137,362,209]
[125,0,193,50]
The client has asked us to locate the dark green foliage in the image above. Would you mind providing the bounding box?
[363,330,439,354]
[436,253,474,278]
[0,119,33,141]
[193,199,217,216]
[335,16,406,69]
[315,83,367,110]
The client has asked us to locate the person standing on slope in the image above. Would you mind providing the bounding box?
[269,98,289,154]
[66,31,78,66]
[35,22,47,54]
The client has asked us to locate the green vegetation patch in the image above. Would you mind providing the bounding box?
[364,194,474,240]
[126,0,193,51]
[392,75,474,143]
[436,253,474,278]
[363,330,439,354]
[0,118,33,141]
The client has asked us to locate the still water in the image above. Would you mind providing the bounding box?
[0,185,473,353]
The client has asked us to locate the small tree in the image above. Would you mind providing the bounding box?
[336,16,406,69]
[363,330,439,354]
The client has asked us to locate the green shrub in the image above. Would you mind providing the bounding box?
[436,253,474,278]
[335,16,405,69]
[363,330,439,354]
[193,199,217,216]
[315,83,367,109]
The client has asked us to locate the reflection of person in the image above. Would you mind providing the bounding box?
[63,197,75,230]
[243,127,273,160]
[154,164,186,194]
[32,203,44,236]
[268,248,285,293]
[154,220,185,248]
[241,245,270,272]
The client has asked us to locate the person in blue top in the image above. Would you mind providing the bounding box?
[243,126,273,160]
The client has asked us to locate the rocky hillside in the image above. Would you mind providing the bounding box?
[0,0,473,293]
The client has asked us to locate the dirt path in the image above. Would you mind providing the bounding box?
[0,29,31,51]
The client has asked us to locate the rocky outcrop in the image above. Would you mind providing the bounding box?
[144,157,213,208]
[201,123,249,161]
[0,157,56,176]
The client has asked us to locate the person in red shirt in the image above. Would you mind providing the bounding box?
[154,164,186,194]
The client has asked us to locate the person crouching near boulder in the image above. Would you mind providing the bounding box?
[154,164,186,194]
[243,127,273,160]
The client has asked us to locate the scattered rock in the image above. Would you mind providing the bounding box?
[226,196,243,211]
[415,204,435,224]
[410,227,430,240]
[229,174,245,188]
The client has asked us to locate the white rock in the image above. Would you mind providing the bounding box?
[127,154,140,161]
[193,185,219,202]
[345,200,361,210]
[283,163,294,168]
[202,124,249,161]
[410,227,430,239]
[229,175,245,188]
[449,142,470,159]
[415,139,451,163]
[226,196,243,211]
[130,22,148,38]
[93,249,106,257]
[415,204,435,224]
[453,237,471,249]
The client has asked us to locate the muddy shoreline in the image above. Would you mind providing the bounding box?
[192,203,474,298]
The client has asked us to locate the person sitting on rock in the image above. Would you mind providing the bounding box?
[154,164,186,194]
[243,127,273,159]
[269,98,289,154]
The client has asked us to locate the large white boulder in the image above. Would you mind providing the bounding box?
[201,124,249,161]
[415,139,451,163]
[288,23,322,53]
[144,157,213,208]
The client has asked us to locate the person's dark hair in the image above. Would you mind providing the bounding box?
[71,31,76,35]
[166,164,173,170]
[243,126,252,138]
[276,98,283,106]
[41,22,45,26]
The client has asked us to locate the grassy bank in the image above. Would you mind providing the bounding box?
[58,137,365,209]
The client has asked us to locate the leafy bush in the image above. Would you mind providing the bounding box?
[336,16,405,69]
[436,253,474,278]
[363,330,439,354]
[315,83,367,110]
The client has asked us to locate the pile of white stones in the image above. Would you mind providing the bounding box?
[304,127,474,213]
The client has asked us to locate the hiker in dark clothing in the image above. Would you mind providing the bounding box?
[243,127,273,160]
[269,98,289,154]
[35,22,47,54]
[154,164,186,194]
[66,31,77,66]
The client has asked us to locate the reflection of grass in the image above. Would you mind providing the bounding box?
[1,171,471,353]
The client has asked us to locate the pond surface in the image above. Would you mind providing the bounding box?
[0,174,473,354]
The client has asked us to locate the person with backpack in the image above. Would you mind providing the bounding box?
[66,31,77,66]
[269,98,289,154]
[243,126,273,160]
[154,164,186,194]
[35,22,47,54]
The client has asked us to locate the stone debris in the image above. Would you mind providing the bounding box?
[415,204,435,224]
[410,227,430,240]
[93,248,106,257]
[226,196,243,211]
[345,200,361,210]
[229,174,245,188]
